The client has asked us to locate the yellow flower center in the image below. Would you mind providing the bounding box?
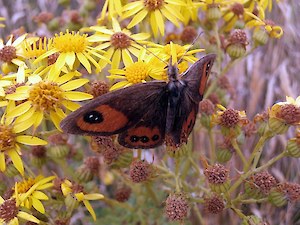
[110,32,131,49]
[22,38,48,59]
[29,81,63,111]
[53,30,88,53]
[0,125,16,152]
[125,62,149,84]
[0,46,17,63]
[144,0,164,10]
[16,178,36,193]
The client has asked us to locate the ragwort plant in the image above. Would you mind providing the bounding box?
[0,0,298,224]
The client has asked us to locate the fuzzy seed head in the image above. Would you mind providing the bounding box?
[204,164,229,184]
[204,195,225,214]
[165,193,189,221]
[129,160,152,183]
[220,108,240,128]
[249,171,277,195]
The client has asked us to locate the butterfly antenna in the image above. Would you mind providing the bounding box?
[129,37,168,66]
[177,31,203,65]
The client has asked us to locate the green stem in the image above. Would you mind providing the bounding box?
[231,139,247,166]
[208,128,216,163]
[255,151,287,173]
[245,135,268,171]
[145,182,159,206]
[193,204,205,224]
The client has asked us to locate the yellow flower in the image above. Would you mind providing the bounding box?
[212,104,248,136]
[246,11,283,38]
[149,42,204,64]
[5,68,92,131]
[0,196,40,225]
[99,0,123,22]
[0,115,47,175]
[61,180,104,221]
[34,30,110,74]
[88,17,150,69]
[108,51,166,90]
[14,176,55,214]
[181,0,202,25]
[0,34,27,67]
[122,0,185,37]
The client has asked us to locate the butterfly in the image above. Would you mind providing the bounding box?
[60,54,216,149]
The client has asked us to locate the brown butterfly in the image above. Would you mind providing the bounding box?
[60,54,216,149]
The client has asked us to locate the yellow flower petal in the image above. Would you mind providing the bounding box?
[50,110,63,131]
[55,52,67,72]
[62,92,93,101]
[16,136,47,145]
[6,101,31,118]
[61,100,81,111]
[154,10,165,35]
[122,49,133,67]
[110,80,130,91]
[83,200,97,221]
[60,78,89,91]
[127,9,148,29]
[76,52,91,73]
[65,51,76,69]
[83,193,104,200]
[32,191,49,200]
[7,149,24,175]
[17,211,40,224]
[6,92,29,101]
[31,198,45,214]
[112,49,121,69]
[12,119,34,133]
[0,152,6,172]
[33,111,44,128]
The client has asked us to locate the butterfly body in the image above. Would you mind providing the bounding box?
[61,54,216,149]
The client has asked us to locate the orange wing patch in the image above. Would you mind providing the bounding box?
[77,105,128,133]
[123,126,162,148]
[199,62,210,96]
[181,109,196,143]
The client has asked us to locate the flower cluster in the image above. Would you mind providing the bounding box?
[0,0,297,224]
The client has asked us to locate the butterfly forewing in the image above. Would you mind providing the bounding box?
[60,82,166,136]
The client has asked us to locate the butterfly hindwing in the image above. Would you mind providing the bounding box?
[118,91,168,148]
[60,82,166,136]
[182,54,216,102]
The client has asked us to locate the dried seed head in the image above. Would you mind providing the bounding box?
[83,156,100,173]
[220,108,240,128]
[165,32,179,44]
[279,182,300,202]
[110,32,131,49]
[0,198,18,223]
[0,46,17,63]
[114,186,132,202]
[48,133,68,145]
[204,164,229,184]
[208,93,220,104]
[129,160,153,183]
[199,99,215,115]
[204,194,225,214]
[228,29,248,46]
[276,104,300,125]
[31,146,47,158]
[243,120,257,137]
[69,10,82,24]
[165,193,189,221]
[102,144,123,165]
[89,81,109,98]
[231,3,244,16]
[180,26,197,44]
[249,171,277,195]
[33,12,54,24]
[48,52,60,65]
